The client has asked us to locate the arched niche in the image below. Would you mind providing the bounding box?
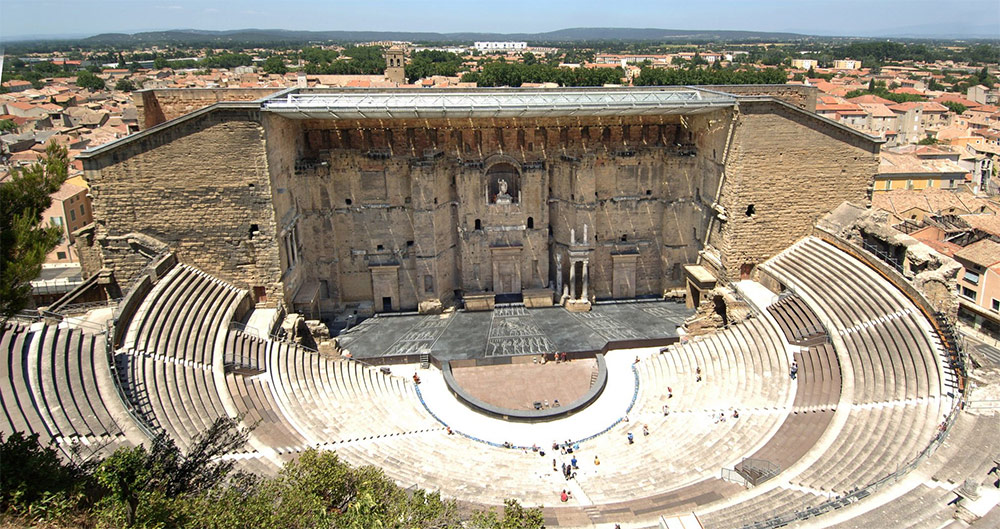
[485,160,521,205]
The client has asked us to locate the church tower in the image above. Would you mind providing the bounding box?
[385,46,405,85]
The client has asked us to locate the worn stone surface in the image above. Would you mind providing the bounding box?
[710,100,879,282]
[136,88,278,129]
[82,108,283,303]
[705,84,818,112]
[82,91,880,317]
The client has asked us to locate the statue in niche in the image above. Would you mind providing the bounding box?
[495,178,512,204]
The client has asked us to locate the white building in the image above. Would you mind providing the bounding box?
[833,59,862,70]
[791,59,818,70]
[474,41,528,52]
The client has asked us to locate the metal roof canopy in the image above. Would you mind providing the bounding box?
[259,87,735,120]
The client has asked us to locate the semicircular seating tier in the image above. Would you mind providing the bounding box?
[692,235,961,529]
[0,236,975,528]
[0,321,144,459]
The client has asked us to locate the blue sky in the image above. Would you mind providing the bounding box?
[1,0,998,39]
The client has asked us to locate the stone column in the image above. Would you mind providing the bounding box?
[555,253,563,294]
[569,260,577,299]
[582,259,589,300]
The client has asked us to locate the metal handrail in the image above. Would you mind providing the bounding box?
[103,321,158,441]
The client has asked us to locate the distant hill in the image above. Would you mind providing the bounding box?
[75,27,810,47]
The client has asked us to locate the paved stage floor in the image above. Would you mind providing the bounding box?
[451,359,598,411]
[337,299,692,361]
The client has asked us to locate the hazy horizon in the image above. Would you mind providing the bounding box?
[1,0,998,41]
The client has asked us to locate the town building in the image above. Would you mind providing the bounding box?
[876,145,968,193]
[833,59,862,70]
[474,41,527,52]
[41,180,94,263]
[953,238,1000,337]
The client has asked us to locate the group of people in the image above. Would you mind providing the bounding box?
[714,408,740,423]
[625,424,651,445]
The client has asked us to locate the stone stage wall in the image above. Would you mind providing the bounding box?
[81,88,878,316]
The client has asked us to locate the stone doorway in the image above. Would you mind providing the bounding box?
[370,265,400,313]
[490,246,523,296]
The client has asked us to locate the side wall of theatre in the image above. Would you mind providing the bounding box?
[711,99,880,282]
[135,88,281,129]
[80,107,285,304]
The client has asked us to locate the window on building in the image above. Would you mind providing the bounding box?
[906,179,914,190]
[884,180,891,191]
[964,270,980,285]
[992,298,999,312]
[527,217,534,229]
[51,216,63,226]
[960,285,977,301]
[69,210,76,222]
[474,219,482,231]
[927,179,934,188]
[57,251,66,260]
[424,275,434,293]
[80,204,85,216]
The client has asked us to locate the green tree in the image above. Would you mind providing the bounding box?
[0,141,68,320]
[0,431,88,520]
[405,50,464,82]
[115,78,137,92]
[95,416,249,527]
[918,136,939,145]
[522,52,537,66]
[262,55,288,75]
[0,119,17,133]
[153,56,169,69]
[468,499,545,529]
[941,101,967,115]
[76,70,105,91]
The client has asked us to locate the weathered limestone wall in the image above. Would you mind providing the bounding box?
[260,114,305,307]
[290,114,723,308]
[83,93,879,315]
[136,88,280,129]
[82,108,284,302]
[704,85,818,112]
[711,100,880,281]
